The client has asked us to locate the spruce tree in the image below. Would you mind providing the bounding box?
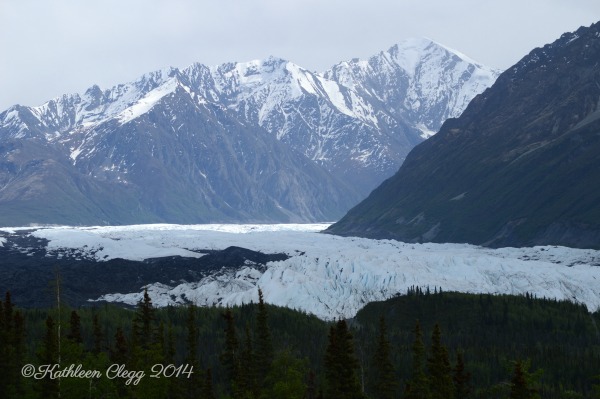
[427,323,454,399]
[221,308,240,397]
[509,360,540,399]
[38,316,59,399]
[39,316,58,363]
[324,324,341,398]
[185,303,202,399]
[324,319,364,399]
[404,320,430,399]
[0,295,26,399]
[371,316,397,399]
[111,327,130,399]
[255,288,273,388]
[132,288,155,350]
[453,352,471,399]
[186,303,198,367]
[129,289,169,399]
[111,327,128,365]
[62,311,92,399]
[10,310,25,398]
[67,310,82,344]
[164,321,182,399]
[509,360,530,399]
[239,324,258,398]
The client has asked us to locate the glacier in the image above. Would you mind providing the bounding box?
[9,223,600,320]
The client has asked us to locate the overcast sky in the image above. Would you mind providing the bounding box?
[1,0,599,111]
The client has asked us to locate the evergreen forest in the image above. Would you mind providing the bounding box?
[1,286,599,398]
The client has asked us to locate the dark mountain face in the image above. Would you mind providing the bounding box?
[327,22,600,249]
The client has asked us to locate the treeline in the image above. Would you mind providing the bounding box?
[1,287,600,398]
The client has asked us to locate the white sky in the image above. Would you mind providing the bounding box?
[1,0,599,111]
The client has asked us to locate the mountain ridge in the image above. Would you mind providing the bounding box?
[0,38,499,226]
[327,23,600,249]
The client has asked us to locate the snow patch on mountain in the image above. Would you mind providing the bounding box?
[417,123,436,139]
[117,77,180,124]
[69,147,83,162]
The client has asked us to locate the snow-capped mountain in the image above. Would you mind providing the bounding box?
[1,224,599,320]
[0,39,499,226]
[325,38,499,138]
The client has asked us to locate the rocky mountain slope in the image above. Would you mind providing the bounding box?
[327,23,600,249]
[0,40,499,226]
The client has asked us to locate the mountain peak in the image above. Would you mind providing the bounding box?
[327,22,600,249]
[385,37,491,76]
[238,56,293,78]
[391,36,436,52]
[84,84,102,97]
[263,55,288,66]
